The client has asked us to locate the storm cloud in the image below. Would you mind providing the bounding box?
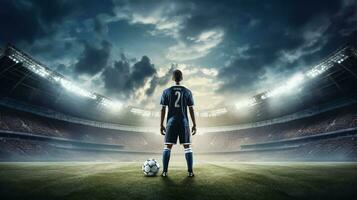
[145,64,175,96]
[75,40,111,75]
[110,0,357,95]
[0,0,114,45]
[102,54,157,97]
[1,0,357,107]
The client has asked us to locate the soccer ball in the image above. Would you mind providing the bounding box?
[142,158,160,176]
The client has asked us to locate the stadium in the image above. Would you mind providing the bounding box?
[1,44,357,199]
[1,44,357,161]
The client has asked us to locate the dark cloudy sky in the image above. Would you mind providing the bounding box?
[1,0,357,109]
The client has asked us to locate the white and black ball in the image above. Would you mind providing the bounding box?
[142,158,160,176]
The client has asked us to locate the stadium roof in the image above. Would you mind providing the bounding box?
[235,45,357,110]
[4,44,124,111]
[0,44,357,125]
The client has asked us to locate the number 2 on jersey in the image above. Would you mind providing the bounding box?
[174,91,181,108]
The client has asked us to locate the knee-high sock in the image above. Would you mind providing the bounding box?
[162,147,171,172]
[185,148,193,173]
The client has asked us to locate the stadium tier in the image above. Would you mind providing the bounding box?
[0,97,356,161]
[0,44,357,161]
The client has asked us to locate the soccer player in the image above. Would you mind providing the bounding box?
[160,69,197,177]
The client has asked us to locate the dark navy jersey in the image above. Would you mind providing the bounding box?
[160,85,194,127]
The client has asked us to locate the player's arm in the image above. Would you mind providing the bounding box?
[189,106,197,135]
[160,106,166,135]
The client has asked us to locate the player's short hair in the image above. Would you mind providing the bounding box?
[172,69,183,82]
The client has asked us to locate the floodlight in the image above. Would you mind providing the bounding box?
[101,99,123,111]
[235,98,256,110]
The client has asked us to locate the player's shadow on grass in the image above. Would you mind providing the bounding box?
[161,176,175,185]
[160,176,195,186]
[159,176,198,199]
[181,176,196,186]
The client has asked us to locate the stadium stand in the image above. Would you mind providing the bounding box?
[195,104,357,151]
[0,100,356,161]
[0,44,357,161]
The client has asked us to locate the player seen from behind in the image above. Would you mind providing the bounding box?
[160,69,197,177]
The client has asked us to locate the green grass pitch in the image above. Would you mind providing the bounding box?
[0,162,357,200]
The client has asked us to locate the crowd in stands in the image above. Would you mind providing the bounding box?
[194,105,357,152]
[0,104,356,161]
[0,107,155,147]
